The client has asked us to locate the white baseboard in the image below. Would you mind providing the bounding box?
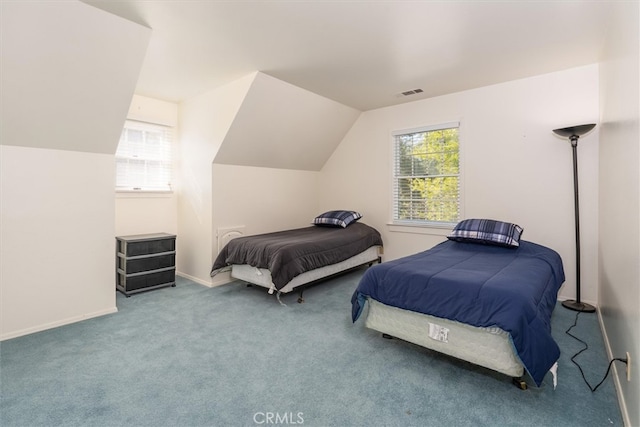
[176,270,232,288]
[0,306,118,342]
[596,309,631,427]
[555,298,631,425]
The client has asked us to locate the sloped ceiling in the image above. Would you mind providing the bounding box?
[81,0,612,111]
[214,72,360,171]
[0,1,150,154]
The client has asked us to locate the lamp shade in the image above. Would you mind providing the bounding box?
[552,124,596,139]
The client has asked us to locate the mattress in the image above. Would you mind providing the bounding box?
[364,298,524,378]
[352,239,564,386]
[211,222,383,290]
[231,246,381,294]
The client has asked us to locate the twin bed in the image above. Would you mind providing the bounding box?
[212,215,564,388]
[210,211,383,302]
[351,230,564,388]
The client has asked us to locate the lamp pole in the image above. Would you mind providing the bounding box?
[553,124,596,313]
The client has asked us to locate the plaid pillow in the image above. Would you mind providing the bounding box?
[447,219,523,248]
[313,210,362,228]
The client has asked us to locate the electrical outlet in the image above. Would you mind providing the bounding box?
[627,352,631,382]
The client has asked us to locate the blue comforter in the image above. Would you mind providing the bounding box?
[351,240,565,386]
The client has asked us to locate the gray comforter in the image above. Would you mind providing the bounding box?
[210,223,383,290]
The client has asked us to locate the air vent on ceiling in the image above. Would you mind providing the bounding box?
[400,88,424,96]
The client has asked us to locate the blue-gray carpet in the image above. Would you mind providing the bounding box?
[1,270,623,426]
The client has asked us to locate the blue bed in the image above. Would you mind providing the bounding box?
[351,238,565,387]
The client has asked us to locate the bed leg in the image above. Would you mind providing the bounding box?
[512,377,528,390]
[297,289,305,304]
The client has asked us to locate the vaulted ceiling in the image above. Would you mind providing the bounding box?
[82,0,613,111]
[214,72,360,171]
[1,1,150,153]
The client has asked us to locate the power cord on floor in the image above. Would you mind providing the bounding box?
[565,310,628,392]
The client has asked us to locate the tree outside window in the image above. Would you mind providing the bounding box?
[393,125,460,225]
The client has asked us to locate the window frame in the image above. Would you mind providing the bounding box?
[115,119,173,193]
[389,121,463,230]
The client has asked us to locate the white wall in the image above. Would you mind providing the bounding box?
[598,1,640,425]
[115,95,179,237]
[209,164,321,285]
[177,73,255,285]
[212,164,320,237]
[319,65,600,304]
[0,1,150,340]
[178,71,358,286]
[116,193,178,237]
[0,146,117,340]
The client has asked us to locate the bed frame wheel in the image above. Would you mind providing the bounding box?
[512,377,528,390]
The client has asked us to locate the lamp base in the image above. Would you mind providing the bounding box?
[562,299,596,313]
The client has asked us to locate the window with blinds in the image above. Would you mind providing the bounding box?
[115,120,172,192]
[392,122,461,226]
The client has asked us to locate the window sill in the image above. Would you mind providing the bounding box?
[387,222,454,236]
[116,190,174,199]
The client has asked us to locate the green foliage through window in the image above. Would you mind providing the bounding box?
[393,126,460,224]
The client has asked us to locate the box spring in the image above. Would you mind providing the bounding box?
[231,246,381,294]
[364,298,524,378]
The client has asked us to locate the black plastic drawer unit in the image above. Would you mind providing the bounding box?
[116,233,176,296]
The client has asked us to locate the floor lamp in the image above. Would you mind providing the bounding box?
[552,123,596,313]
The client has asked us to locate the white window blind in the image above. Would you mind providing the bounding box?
[392,122,461,226]
[115,120,172,192]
